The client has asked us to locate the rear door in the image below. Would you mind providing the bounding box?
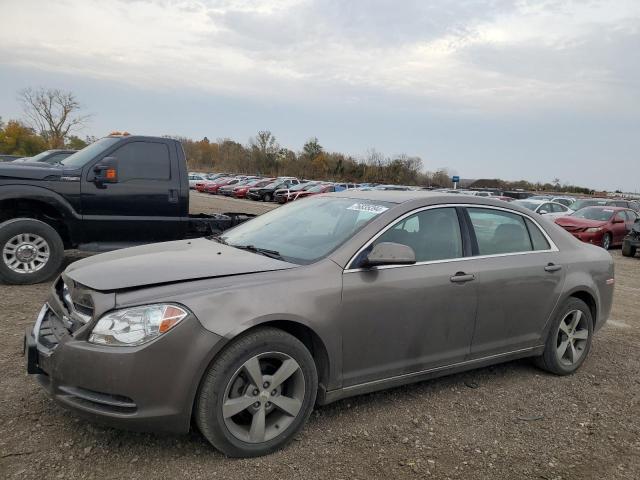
[462,207,565,358]
[81,139,182,243]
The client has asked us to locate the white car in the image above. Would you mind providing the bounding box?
[188,174,206,189]
[513,199,574,218]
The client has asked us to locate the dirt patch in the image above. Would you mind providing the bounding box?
[1,196,638,479]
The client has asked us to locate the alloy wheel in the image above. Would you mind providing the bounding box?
[555,309,589,366]
[2,233,50,274]
[602,234,611,250]
[222,352,305,444]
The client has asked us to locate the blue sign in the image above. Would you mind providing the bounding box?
[452,176,460,183]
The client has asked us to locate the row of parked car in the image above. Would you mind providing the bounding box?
[189,172,372,203]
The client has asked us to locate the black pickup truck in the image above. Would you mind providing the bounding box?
[0,134,253,284]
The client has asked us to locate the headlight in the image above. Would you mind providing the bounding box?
[89,304,188,346]
[585,227,602,233]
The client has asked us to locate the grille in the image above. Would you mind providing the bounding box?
[55,278,94,331]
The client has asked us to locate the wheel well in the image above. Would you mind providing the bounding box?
[257,320,331,389]
[0,199,71,247]
[570,291,597,324]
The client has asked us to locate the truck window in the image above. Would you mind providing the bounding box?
[112,141,170,181]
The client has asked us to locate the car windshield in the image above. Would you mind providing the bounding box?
[26,150,54,162]
[220,197,394,265]
[570,199,606,211]
[60,137,121,168]
[307,184,328,193]
[513,200,540,211]
[570,207,615,221]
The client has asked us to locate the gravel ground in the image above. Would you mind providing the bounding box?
[1,194,639,479]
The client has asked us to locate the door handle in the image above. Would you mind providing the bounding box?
[450,272,475,283]
[544,263,562,272]
[168,189,179,204]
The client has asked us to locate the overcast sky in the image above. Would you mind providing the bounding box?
[1,0,639,191]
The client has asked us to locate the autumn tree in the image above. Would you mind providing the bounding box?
[0,119,47,156]
[19,87,89,148]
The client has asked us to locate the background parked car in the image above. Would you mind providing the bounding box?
[188,173,206,189]
[274,182,318,203]
[512,199,574,218]
[234,178,274,199]
[248,178,300,201]
[205,177,242,194]
[218,177,261,196]
[555,206,638,250]
[0,154,23,162]
[292,183,338,200]
[622,218,640,257]
[12,149,77,165]
[528,195,576,207]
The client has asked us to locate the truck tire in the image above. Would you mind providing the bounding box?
[0,218,64,285]
[621,241,636,257]
[195,327,318,457]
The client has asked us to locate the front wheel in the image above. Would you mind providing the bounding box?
[535,298,593,375]
[0,218,64,285]
[602,233,612,250]
[263,193,273,202]
[195,328,318,457]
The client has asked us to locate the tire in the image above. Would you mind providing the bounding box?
[0,218,64,285]
[195,327,318,457]
[601,233,612,250]
[263,193,272,202]
[621,241,636,257]
[535,298,593,375]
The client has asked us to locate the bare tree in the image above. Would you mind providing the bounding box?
[19,87,89,148]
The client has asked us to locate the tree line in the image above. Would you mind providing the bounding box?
[0,87,596,193]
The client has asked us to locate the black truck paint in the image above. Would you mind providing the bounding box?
[0,134,252,284]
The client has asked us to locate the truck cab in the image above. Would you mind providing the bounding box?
[0,134,252,284]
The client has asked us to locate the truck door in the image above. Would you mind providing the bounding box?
[80,139,183,244]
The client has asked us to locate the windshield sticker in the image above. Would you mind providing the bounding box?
[347,203,389,214]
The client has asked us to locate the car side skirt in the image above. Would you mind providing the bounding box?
[317,345,544,405]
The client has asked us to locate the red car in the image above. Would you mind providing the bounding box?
[292,183,337,200]
[555,206,639,250]
[205,177,240,194]
[234,178,274,199]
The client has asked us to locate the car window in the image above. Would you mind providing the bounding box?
[615,212,626,222]
[628,211,639,221]
[468,208,533,255]
[550,203,566,213]
[614,201,627,207]
[113,141,170,181]
[372,208,462,262]
[525,218,550,250]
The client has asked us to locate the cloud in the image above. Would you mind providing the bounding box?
[0,0,639,114]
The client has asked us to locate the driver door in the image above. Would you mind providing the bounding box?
[340,207,478,387]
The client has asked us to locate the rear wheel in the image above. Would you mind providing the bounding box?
[535,298,593,375]
[195,328,317,457]
[622,241,636,257]
[263,193,273,202]
[602,233,612,250]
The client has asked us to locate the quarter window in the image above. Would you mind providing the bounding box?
[372,208,463,262]
[111,141,170,181]
[525,218,550,251]
[468,208,534,255]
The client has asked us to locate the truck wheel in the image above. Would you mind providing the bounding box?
[622,241,636,257]
[534,298,593,376]
[0,218,64,285]
[195,327,318,457]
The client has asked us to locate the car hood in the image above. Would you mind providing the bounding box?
[0,162,70,180]
[555,217,607,228]
[65,238,298,291]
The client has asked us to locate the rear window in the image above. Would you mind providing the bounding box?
[468,208,533,255]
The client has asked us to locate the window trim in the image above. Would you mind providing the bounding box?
[344,203,559,273]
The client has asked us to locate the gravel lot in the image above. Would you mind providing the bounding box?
[1,193,639,479]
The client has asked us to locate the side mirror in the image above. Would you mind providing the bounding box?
[93,157,118,184]
[612,217,624,224]
[364,242,416,267]
[538,209,548,215]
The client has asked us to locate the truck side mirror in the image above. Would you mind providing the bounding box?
[93,157,118,184]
